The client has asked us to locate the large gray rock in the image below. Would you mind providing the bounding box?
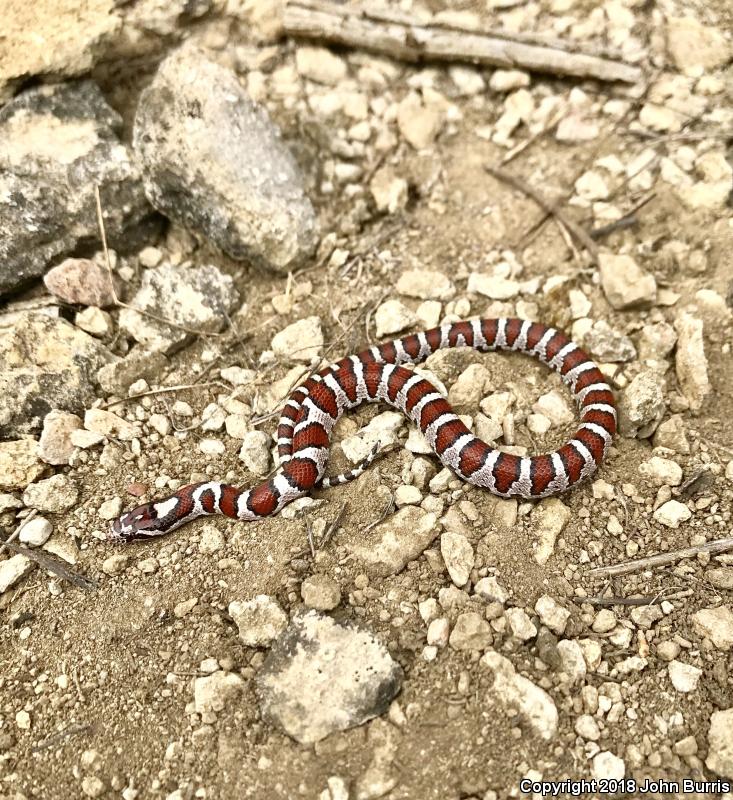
[0,313,117,436]
[256,611,403,744]
[0,81,154,297]
[133,48,318,274]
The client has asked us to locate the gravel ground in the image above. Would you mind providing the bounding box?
[1,1,733,799]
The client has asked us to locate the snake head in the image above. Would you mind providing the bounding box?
[108,502,163,544]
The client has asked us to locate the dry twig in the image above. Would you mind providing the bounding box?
[484,164,599,264]
[0,537,97,591]
[0,510,37,555]
[361,494,395,536]
[582,589,694,607]
[588,536,733,579]
[283,0,642,84]
[588,193,656,240]
[31,724,92,754]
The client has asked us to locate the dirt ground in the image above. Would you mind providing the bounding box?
[2,1,733,799]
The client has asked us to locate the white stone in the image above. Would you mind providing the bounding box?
[395,269,455,301]
[481,650,558,740]
[531,498,570,565]
[239,430,271,476]
[271,317,323,363]
[427,617,450,648]
[592,751,625,780]
[295,47,347,85]
[440,531,474,587]
[639,457,683,487]
[599,253,656,309]
[557,639,587,683]
[198,438,225,456]
[474,575,509,604]
[300,574,341,611]
[505,608,537,641]
[674,313,710,412]
[489,69,530,92]
[193,671,245,714]
[574,170,609,201]
[369,168,408,213]
[18,516,53,546]
[449,611,492,651]
[467,273,519,299]
[575,714,600,740]
[397,94,444,149]
[592,609,616,634]
[532,390,574,426]
[692,606,733,651]
[84,408,139,440]
[653,500,691,528]
[706,708,733,778]
[375,299,417,338]
[668,660,702,693]
[592,479,615,500]
[0,554,34,592]
[228,595,288,647]
[394,484,422,507]
[449,66,485,95]
[534,595,570,635]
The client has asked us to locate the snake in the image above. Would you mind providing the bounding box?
[109,318,616,543]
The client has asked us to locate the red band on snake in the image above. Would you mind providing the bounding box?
[109,318,616,543]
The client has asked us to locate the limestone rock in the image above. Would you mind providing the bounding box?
[119,264,239,354]
[618,372,666,439]
[348,506,438,577]
[256,611,403,743]
[0,440,46,490]
[271,317,323,363]
[674,314,710,412]
[0,81,152,296]
[598,254,656,310]
[667,17,731,73]
[0,1,121,98]
[228,595,288,647]
[0,313,116,436]
[22,474,78,513]
[194,671,245,715]
[440,531,474,587]
[481,650,558,740]
[706,708,733,778]
[133,48,317,274]
[692,606,733,651]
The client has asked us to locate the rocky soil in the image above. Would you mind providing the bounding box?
[1,1,733,799]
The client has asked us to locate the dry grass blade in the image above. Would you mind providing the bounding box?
[361,494,395,536]
[485,164,599,265]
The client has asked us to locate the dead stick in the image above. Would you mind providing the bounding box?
[588,536,733,578]
[283,0,642,84]
[0,538,97,591]
[484,164,599,264]
[583,589,694,607]
[588,193,656,240]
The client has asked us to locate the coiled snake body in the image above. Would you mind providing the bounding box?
[110,318,616,543]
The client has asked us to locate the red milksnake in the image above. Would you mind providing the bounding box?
[110,318,616,543]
